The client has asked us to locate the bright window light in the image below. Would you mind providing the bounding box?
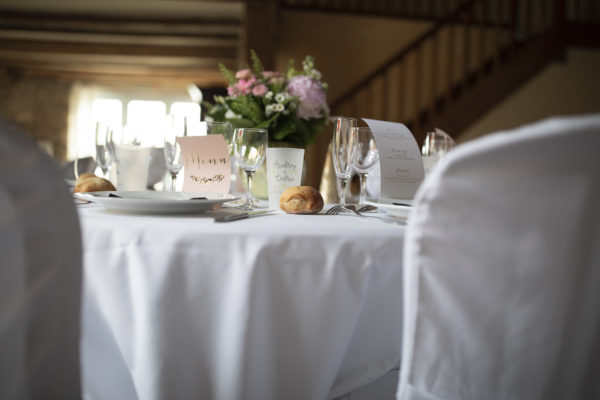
[126,100,167,147]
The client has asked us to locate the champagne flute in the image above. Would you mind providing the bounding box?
[94,122,112,179]
[206,121,237,194]
[205,121,234,153]
[234,128,268,210]
[163,115,184,191]
[352,126,379,205]
[331,117,357,205]
[422,129,456,176]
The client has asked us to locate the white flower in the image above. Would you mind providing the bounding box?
[265,91,273,100]
[274,103,284,112]
[311,69,322,81]
[225,109,241,119]
[265,104,274,116]
[205,116,214,123]
[275,93,286,103]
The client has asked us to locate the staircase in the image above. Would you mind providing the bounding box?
[326,0,600,145]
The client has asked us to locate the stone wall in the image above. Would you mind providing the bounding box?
[0,69,72,161]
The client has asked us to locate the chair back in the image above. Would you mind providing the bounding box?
[398,115,600,400]
[0,119,82,399]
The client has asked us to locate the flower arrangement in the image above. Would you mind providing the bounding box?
[203,51,329,148]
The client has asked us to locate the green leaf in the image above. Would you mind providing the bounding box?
[250,49,264,75]
[227,96,265,125]
[227,118,254,129]
[218,63,236,86]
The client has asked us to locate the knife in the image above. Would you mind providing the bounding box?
[214,209,275,222]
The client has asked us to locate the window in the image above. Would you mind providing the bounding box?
[68,84,200,160]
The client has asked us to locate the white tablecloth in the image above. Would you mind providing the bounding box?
[78,205,405,400]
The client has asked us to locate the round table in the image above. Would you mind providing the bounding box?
[78,205,405,400]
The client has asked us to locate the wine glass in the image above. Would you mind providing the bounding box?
[206,121,238,193]
[163,115,185,191]
[331,117,357,205]
[422,128,456,176]
[233,128,268,210]
[94,122,112,179]
[352,126,379,205]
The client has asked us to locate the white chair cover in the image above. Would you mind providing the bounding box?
[0,119,82,399]
[398,115,600,400]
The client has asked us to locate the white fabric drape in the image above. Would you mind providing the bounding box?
[0,118,82,399]
[398,114,600,400]
[79,209,406,400]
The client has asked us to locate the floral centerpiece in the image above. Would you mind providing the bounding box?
[203,51,329,149]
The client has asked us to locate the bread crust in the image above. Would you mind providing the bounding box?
[279,186,324,214]
[73,175,116,193]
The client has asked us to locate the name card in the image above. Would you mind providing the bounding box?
[363,118,424,201]
[177,135,230,193]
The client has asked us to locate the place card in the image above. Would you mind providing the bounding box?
[362,118,424,201]
[177,135,230,193]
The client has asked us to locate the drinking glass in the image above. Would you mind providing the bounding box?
[205,121,234,152]
[234,128,268,210]
[422,129,456,176]
[331,117,357,205]
[94,122,112,178]
[163,115,185,191]
[206,121,238,193]
[352,126,379,205]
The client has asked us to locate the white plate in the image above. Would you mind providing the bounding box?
[74,191,240,214]
[365,199,413,219]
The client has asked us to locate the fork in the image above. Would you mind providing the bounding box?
[326,204,377,215]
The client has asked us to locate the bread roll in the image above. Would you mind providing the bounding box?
[279,186,324,214]
[73,175,116,193]
[77,172,96,182]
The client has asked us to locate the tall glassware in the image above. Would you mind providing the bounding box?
[331,117,357,205]
[352,126,379,205]
[234,128,268,210]
[94,122,112,179]
[163,114,185,191]
[206,121,237,194]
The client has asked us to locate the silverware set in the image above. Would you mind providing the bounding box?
[326,204,377,216]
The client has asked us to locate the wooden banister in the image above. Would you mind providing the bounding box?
[329,0,571,144]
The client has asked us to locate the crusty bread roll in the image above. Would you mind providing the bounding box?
[279,186,324,214]
[77,172,96,182]
[73,175,116,193]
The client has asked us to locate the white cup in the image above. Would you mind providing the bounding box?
[115,145,151,191]
[266,147,304,211]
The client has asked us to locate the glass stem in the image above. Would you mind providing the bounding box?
[340,178,349,205]
[358,173,367,205]
[171,173,177,191]
[245,170,254,209]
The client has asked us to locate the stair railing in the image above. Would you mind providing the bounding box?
[330,0,563,143]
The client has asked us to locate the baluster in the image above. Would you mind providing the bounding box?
[480,0,488,79]
[540,0,548,33]
[524,0,532,39]
[431,33,438,118]
[398,60,406,122]
[495,0,503,68]
[510,0,518,49]
[382,68,390,121]
[447,23,454,104]
[414,46,422,135]
[463,8,471,91]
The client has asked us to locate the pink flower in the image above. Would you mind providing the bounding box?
[228,77,256,97]
[235,69,252,79]
[252,84,268,96]
[262,71,281,78]
[287,76,327,119]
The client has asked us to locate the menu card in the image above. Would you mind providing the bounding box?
[363,118,424,201]
[177,135,230,193]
